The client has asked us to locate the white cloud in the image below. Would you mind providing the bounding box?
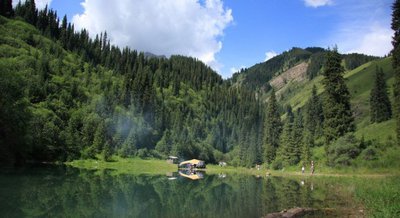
[12,0,52,10]
[72,0,233,72]
[265,51,278,61]
[345,24,392,56]
[230,65,246,74]
[325,1,393,57]
[303,0,333,8]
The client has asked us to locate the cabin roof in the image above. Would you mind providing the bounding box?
[179,159,204,165]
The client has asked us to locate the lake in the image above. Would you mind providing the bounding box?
[0,165,363,217]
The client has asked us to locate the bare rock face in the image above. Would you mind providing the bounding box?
[269,62,309,90]
[262,207,317,218]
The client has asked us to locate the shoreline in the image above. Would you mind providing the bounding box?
[65,157,400,177]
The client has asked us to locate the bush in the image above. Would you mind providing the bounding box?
[326,134,361,167]
[137,148,150,159]
[271,159,283,170]
[360,146,378,161]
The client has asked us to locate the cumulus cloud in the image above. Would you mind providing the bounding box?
[12,0,52,10]
[345,24,392,56]
[72,0,233,72]
[303,0,333,8]
[265,51,278,61]
[326,1,393,57]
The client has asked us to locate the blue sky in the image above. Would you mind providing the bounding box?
[15,0,394,78]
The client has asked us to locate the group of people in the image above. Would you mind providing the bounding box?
[301,161,315,175]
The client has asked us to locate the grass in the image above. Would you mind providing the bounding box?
[67,156,400,177]
[66,157,177,175]
[354,176,400,217]
[355,119,396,142]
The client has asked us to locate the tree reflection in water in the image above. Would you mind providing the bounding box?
[0,166,351,218]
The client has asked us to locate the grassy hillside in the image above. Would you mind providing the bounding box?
[274,56,398,169]
[279,57,396,141]
[231,47,378,93]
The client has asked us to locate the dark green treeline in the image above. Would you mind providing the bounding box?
[0,1,264,165]
[1,0,398,167]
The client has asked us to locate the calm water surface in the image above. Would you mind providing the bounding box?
[0,165,358,217]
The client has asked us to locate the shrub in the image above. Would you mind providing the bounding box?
[271,159,283,170]
[326,134,361,167]
[360,146,378,161]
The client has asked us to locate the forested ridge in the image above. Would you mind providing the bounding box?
[0,1,264,166]
[1,0,399,169]
[231,47,378,93]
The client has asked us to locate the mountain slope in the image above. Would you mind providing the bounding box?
[0,14,263,165]
[231,47,379,93]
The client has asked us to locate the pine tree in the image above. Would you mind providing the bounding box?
[290,109,303,165]
[0,0,13,17]
[278,117,294,166]
[301,131,312,164]
[370,66,392,123]
[391,0,400,145]
[322,48,355,143]
[304,85,324,139]
[263,89,282,164]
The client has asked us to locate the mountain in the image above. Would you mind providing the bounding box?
[0,13,263,166]
[230,47,378,93]
[0,1,398,169]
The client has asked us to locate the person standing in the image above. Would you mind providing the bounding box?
[301,165,305,174]
[310,161,314,175]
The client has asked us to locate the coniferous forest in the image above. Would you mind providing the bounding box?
[1,0,399,170]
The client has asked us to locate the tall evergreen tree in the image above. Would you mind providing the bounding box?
[304,85,324,139]
[0,0,13,17]
[290,109,303,165]
[370,66,392,123]
[391,0,400,145]
[263,89,282,164]
[277,115,294,166]
[322,48,355,143]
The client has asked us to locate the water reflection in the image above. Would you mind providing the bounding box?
[0,166,351,218]
[178,169,204,180]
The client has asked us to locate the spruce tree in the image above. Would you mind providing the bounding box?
[263,89,282,164]
[370,66,392,123]
[0,0,13,17]
[278,116,293,166]
[290,109,303,165]
[301,131,312,164]
[305,85,324,139]
[322,48,355,143]
[391,0,400,145]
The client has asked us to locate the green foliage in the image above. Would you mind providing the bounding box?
[0,59,31,164]
[232,47,313,91]
[0,12,263,165]
[326,134,361,166]
[0,0,13,17]
[343,53,377,70]
[355,177,400,218]
[392,0,400,145]
[306,52,325,79]
[370,66,392,123]
[322,48,355,143]
[304,85,324,139]
[263,89,282,163]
